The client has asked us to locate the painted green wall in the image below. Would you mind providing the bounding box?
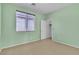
[50,4,79,48]
[1,4,44,48]
[0,3,2,48]
[1,3,79,48]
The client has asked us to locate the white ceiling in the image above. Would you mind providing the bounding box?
[15,3,72,14]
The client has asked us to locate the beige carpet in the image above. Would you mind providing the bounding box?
[0,39,79,55]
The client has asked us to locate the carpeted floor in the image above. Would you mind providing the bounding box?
[0,39,79,55]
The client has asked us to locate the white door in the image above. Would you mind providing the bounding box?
[41,20,47,40]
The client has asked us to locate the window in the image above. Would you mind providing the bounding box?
[16,10,35,32]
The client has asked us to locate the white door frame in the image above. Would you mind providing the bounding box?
[41,20,47,40]
[41,18,53,40]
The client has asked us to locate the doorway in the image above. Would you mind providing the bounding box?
[41,20,52,40]
[49,24,52,39]
[41,20,47,40]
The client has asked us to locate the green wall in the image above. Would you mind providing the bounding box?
[1,4,44,48]
[0,3,2,48]
[50,4,79,48]
[1,3,79,49]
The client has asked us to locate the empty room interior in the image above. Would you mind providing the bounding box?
[0,3,79,55]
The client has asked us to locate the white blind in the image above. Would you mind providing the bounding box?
[16,11,35,32]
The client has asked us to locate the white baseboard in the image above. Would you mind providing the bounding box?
[53,40,79,48]
[2,39,40,49]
